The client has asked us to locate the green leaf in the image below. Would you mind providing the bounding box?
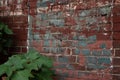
[11,70,33,80]
[5,55,24,69]
[0,22,4,30]
[25,50,40,60]
[0,64,7,76]
[4,25,13,34]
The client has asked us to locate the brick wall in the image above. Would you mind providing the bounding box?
[0,0,28,54]
[0,0,120,80]
[30,0,114,80]
[113,1,120,80]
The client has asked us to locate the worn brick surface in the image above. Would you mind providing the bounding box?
[30,0,113,80]
[0,0,120,80]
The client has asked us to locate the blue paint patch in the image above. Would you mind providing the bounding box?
[98,57,111,64]
[44,32,53,40]
[87,64,106,69]
[38,13,48,20]
[87,35,96,43]
[52,40,57,46]
[37,0,55,7]
[78,35,87,41]
[58,56,69,63]
[44,40,49,46]
[51,47,65,54]
[100,43,106,49]
[78,41,87,47]
[67,64,74,70]
[87,57,97,64]
[74,48,80,55]
[49,19,65,27]
[82,49,90,56]
[102,49,111,56]
[92,50,102,56]
[43,48,50,53]
[33,34,40,40]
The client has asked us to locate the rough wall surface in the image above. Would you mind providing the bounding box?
[30,0,113,80]
[113,1,120,80]
[0,0,120,80]
[0,0,28,54]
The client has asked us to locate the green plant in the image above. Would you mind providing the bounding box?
[0,50,54,80]
[0,22,13,55]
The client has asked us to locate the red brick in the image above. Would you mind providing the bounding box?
[115,50,120,57]
[13,40,27,46]
[113,75,120,80]
[113,32,120,40]
[87,33,112,40]
[70,64,86,70]
[113,66,120,74]
[113,23,120,31]
[113,15,120,23]
[13,34,27,40]
[9,47,21,53]
[113,5,120,15]
[22,47,27,52]
[114,0,120,4]
[13,16,27,22]
[113,58,120,66]
[113,40,120,48]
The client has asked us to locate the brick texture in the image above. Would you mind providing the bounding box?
[0,0,120,80]
[113,3,120,80]
[31,0,113,80]
[0,0,28,54]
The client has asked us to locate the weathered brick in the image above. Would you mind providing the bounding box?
[113,23,120,31]
[113,66,120,74]
[113,32,120,40]
[115,50,120,57]
[113,58,120,66]
[113,40,120,48]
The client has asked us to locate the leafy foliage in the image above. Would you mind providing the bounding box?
[0,22,13,55]
[0,49,54,80]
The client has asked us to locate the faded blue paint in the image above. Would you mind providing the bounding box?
[78,41,87,47]
[51,47,65,53]
[81,49,90,56]
[87,35,96,44]
[98,57,111,64]
[33,34,40,40]
[67,64,74,70]
[49,19,65,27]
[78,35,87,41]
[43,48,50,53]
[74,48,80,55]
[87,57,97,64]
[38,13,48,20]
[44,32,53,40]
[98,6,111,16]
[102,49,111,56]
[92,50,102,56]
[100,43,106,49]
[58,56,69,63]
[87,64,106,69]
[52,40,57,46]
[44,40,49,46]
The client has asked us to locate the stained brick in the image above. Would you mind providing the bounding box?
[113,58,120,66]
[113,15,120,23]
[113,40,120,48]
[0,0,117,80]
[113,66,120,74]
[113,23,120,31]
[113,32,120,40]
[113,75,120,80]
[115,50,120,57]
